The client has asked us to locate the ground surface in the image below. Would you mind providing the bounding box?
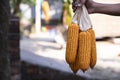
[20,33,120,80]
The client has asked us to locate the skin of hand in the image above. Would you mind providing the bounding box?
[72,0,94,13]
[72,0,120,16]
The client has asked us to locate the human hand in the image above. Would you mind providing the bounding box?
[72,0,86,12]
[72,0,94,13]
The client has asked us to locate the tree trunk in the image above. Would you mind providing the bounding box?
[13,0,22,15]
[0,0,11,80]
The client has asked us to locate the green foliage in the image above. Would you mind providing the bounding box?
[22,0,35,7]
[10,0,35,15]
[10,0,35,8]
[10,0,16,9]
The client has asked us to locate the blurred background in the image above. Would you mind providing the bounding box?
[10,0,120,80]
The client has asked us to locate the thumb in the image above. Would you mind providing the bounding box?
[79,0,86,6]
[75,0,85,8]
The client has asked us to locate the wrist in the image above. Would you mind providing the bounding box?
[87,1,96,14]
[91,1,99,13]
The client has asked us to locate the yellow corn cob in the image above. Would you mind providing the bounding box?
[69,53,79,74]
[88,29,97,69]
[77,31,91,72]
[69,62,79,74]
[66,23,79,64]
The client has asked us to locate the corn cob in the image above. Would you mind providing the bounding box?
[69,48,79,74]
[66,23,79,64]
[77,31,91,72]
[69,62,79,74]
[88,29,97,69]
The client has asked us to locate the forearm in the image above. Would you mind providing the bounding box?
[92,2,120,16]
